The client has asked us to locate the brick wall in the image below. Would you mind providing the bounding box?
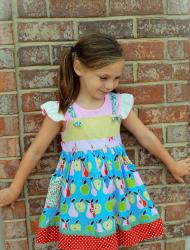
[0,0,189,249]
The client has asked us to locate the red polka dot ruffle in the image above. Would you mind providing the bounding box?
[35,218,165,250]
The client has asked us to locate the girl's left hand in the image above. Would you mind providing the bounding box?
[169,158,190,183]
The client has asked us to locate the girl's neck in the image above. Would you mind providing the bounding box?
[75,92,105,110]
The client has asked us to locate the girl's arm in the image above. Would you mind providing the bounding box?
[122,110,190,183]
[0,116,64,207]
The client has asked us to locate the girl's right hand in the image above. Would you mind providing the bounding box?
[0,187,19,207]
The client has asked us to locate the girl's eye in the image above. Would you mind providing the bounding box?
[100,77,107,80]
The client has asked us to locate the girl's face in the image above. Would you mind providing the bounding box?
[74,59,125,100]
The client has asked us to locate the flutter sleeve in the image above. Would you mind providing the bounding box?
[120,93,134,119]
[40,101,65,122]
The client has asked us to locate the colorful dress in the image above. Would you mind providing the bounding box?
[35,92,165,250]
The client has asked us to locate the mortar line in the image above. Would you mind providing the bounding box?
[15,14,190,21]
[45,0,50,17]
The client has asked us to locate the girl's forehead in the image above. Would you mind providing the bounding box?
[96,60,125,74]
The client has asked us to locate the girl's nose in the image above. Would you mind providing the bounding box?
[105,81,114,91]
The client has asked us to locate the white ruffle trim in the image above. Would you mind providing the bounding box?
[120,93,134,119]
[40,101,65,122]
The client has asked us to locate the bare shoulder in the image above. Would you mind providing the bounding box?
[29,116,65,156]
[122,110,150,140]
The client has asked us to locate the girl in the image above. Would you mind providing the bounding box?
[0,33,189,250]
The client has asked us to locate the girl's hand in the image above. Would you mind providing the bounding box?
[0,187,19,208]
[169,158,190,183]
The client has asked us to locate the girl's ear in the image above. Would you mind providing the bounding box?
[73,59,84,76]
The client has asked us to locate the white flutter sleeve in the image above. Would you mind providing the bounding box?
[120,93,134,119]
[40,101,65,122]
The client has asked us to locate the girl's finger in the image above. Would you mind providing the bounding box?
[178,178,185,183]
[11,203,15,210]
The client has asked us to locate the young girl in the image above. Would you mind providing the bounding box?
[0,33,189,250]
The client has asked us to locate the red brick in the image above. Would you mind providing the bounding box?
[121,126,163,146]
[30,217,39,234]
[184,40,190,57]
[23,134,60,153]
[165,222,185,238]
[137,63,173,82]
[0,0,12,20]
[0,116,19,136]
[1,200,26,219]
[122,40,164,60]
[52,44,73,64]
[19,68,59,89]
[121,130,138,147]
[166,83,190,102]
[185,222,190,236]
[167,0,190,14]
[167,146,190,162]
[31,155,59,175]
[148,186,186,204]
[0,94,18,114]
[18,22,74,42]
[120,64,134,83]
[29,197,45,215]
[138,105,188,125]
[138,62,190,82]
[183,175,190,185]
[0,159,20,178]
[110,0,163,15]
[79,20,134,39]
[137,18,190,38]
[165,240,185,250]
[165,204,187,221]
[187,186,190,201]
[18,46,50,66]
[0,48,14,69]
[0,182,10,189]
[118,85,164,104]
[17,0,47,17]
[138,168,163,185]
[187,196,190,210]
[24,114,42,133]
[3,221,27,240]
[49,0,106,17]
[5,240,29,250]
[27,178,50,196]
[166,124,189,143]
[172,62,189,81]
[0,138,20,157]
[0,23,13,44]
[21,91,58,112]
[167,40,190,59]
[0,71,16,91]
[139,148,162,166]
[140,145,190,169]
[151,127,164,143]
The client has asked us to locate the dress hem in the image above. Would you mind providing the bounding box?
[35,218,165,250]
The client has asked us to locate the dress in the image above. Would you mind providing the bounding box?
[35,92,165,250]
